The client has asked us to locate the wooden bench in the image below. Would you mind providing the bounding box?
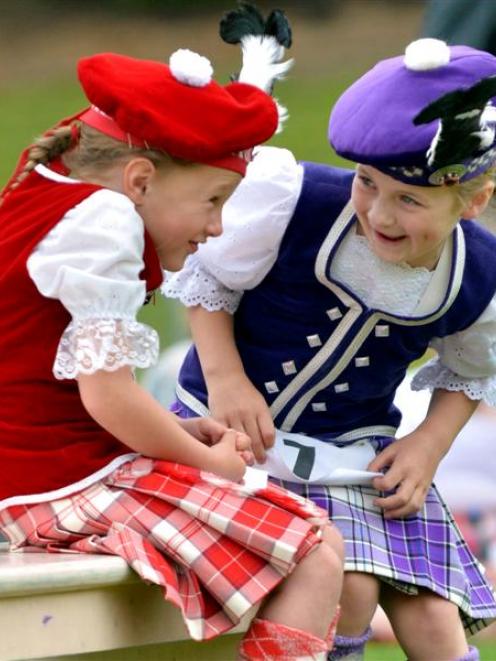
[0,547,249,660]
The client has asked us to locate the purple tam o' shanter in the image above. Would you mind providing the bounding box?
[329,38,496,186]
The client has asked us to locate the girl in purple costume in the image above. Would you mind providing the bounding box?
[165,37,496,660]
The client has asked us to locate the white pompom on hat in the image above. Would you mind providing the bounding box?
[404,38,451,71]
[169,49,213,88]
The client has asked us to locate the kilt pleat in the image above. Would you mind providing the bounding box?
[0,457,325,641]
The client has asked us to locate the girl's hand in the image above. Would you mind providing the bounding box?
[208,374,275,464]
[177,416,229,445]
[368,430,443,519]
[177,416,254,466]
[206,429,253,482]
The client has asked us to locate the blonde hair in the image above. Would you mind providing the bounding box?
[7,125,77,192]
[451,167,496,209]
[9,122,188,192]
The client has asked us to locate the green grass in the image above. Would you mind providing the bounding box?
[366,643,407,661]
[0,78,86,184]
[366,641,496,660]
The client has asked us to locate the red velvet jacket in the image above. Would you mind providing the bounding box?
[0,169,163,502]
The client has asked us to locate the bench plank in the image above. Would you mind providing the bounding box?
[0,552,249,660]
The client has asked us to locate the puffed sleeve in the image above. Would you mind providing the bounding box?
[27,189,159,379]
[162,145,303,312]
[411,296,496,405]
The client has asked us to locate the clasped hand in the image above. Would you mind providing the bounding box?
[177,416,254,483]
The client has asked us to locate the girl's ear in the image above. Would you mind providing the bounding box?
[460,180,496,220]
[122,158,156,205]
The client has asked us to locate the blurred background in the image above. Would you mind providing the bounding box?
[3,1,496,658]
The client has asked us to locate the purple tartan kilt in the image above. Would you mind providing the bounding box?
[272,434,496,637]
[171,400,496,636]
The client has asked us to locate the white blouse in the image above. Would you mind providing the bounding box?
[163,147,496,405]
[27,164,159,380]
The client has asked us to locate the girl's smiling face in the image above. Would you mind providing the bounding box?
[351,165,492,270]
[125,160,242,272]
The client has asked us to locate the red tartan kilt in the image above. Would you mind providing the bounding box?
[0,457,327,640]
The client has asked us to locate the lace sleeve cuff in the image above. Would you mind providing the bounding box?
[162,256,242,313]
[54,318,159,380]
[411,357,496,406]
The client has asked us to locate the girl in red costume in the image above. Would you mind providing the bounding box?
[0,12,343,660]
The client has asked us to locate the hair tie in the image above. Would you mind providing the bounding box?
[70,123,80,148]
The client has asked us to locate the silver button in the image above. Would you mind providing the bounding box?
[375,324,390,337]
[355,356,370,367]
[264,381,279,394]
[282,360,297,375]
[307,334,322,348]
[334,382,349,393]
[326,307,342,321]
[311,402,327,412]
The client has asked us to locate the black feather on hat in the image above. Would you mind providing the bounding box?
[220,3,292,48]
[219,2,293,131]
[414,76,496,172]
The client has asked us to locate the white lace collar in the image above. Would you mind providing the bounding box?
[332,232,447,316]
